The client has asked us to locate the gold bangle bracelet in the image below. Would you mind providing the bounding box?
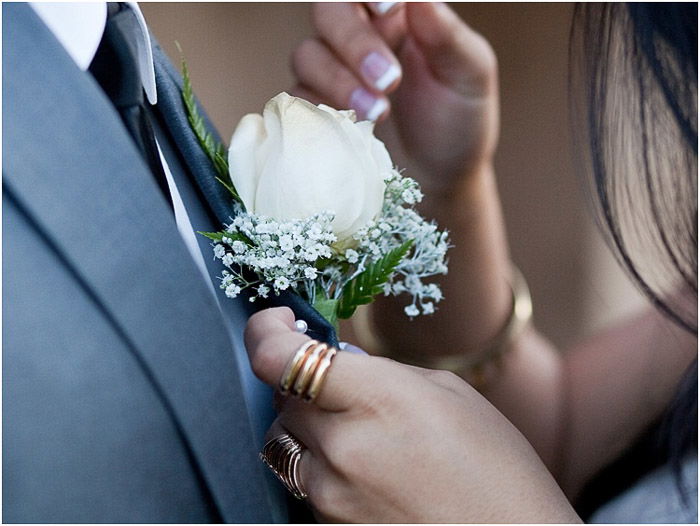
[378,265,533,378]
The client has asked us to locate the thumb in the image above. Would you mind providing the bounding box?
[405,2,497,96]
[244,307,375,412]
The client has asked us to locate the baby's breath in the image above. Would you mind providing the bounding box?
[209,171,449,319]
[352,172,450,317]
[212,204,337,303]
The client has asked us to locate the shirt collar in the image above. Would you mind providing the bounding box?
[29,2,157,104]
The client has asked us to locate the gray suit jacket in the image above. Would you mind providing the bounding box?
[3,3,331,522]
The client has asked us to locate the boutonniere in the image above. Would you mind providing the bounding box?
[181,61,449,331]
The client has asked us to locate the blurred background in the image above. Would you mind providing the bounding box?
[142,2,646,349]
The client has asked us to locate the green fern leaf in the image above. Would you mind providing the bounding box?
[197,230,253,245]
[179,53,242,204]
[337,240,413,319]
[216,177,240,200]
[313,296,339,332]
[198,231,227,242]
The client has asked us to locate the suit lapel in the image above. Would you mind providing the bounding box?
[151,43,339,347]
[3,4,273,522]
[150,42,233,226]
[149,116,293,522]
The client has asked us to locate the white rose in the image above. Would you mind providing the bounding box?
[228,92,391,244]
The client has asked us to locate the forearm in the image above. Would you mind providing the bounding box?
[478,328,566,475]
[482,307,696,499]
[556,308,697,498]
[362,163,569,469]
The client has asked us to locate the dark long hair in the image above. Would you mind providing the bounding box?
[569,1,697,515]
[570,2,697,333]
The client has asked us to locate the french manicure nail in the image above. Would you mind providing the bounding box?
[361,51,401,91]
[369,2,399,15]
[339,342,369,355]
[349,87,388,121]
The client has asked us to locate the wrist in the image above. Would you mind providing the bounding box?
[379,264,532,388]
[418,161,497,217]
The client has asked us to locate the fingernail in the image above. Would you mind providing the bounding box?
[349,87,388,121]
[361,51,401,91]
[339,342,369,355]
[369,2,399,15]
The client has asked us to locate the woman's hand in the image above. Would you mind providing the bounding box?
[291,2,499,194]
[245,308,581,523]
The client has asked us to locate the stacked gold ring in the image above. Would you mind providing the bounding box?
[259,433,307,499]
[279,339,338,402]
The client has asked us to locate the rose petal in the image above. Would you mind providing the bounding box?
[232,92,390,244]
[229,113,266,212]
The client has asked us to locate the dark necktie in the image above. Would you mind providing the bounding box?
[89,3,173,209]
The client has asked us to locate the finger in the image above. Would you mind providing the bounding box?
[273,343,370,413]
[366,2,409,51]
[338,342,369,355]
[263,417,287,444]
[405,2,497,95]
[274,397,335,453]
[374,355,467,394]
[291,38,390,121]
[411,365,468,393]
[272,389,288,413]
[272,357,463,447]
[313,3,402,94]
[245,307,376,412]
[263,419,326,505]
[365,2,402,17]
[245,307,309,386]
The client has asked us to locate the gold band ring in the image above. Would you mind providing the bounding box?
[292,342,327,396]
[305,345,337,402]
[259,433,307,500]
[279,339,339,403]
[279,340,317,395]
